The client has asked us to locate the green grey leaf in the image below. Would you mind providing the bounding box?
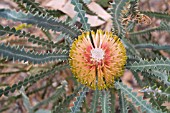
[0,9,80,38]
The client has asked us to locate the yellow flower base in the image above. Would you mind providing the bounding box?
[69,30,127,90]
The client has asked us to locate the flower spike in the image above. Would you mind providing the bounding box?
[69,30,127,90]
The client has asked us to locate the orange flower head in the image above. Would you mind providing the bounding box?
[69,30,127,90]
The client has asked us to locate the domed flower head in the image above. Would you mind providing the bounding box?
[69,30,127,90]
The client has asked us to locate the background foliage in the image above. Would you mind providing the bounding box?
[0,0,170,113]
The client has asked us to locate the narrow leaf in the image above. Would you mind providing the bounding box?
[127,58,170,72]
[89,89,99,113]
[13,0,47,15]
[115,81,163,113]
[100,90,111,113]
[110,0,128,37]
[0,64,69,97]
[129,22,170,36]
[118,90,128,113]
[52,85,82,113]
[0,9,80,38]
[71,0,90,31]
[142,11,170,21]
[134,43,170,51]
[110,89,116,113]
[0,25,67,49]
[0,43,68,64]
[70,86,89,113]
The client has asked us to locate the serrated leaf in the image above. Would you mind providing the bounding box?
[11,84,17,93]
[4,86,11,96]
[52,85,82,113]
[0,43,68,64]
[131,71,143,87]
[127,58,170,72]
[118,90,128,113]
[0,25,67,49]
[142,11,170,21]
[110,0,128,37]
[129,22,170,36]
[100,90,111,113]
[134,43,170,51]
[149,70,170,86]
[0,64,69,97]
[121,37,140,57]
[115,81,163,113]
[71,0,90,31]
[70,86,89,113]
[110,89,116,113]
[89,89,99,113]
[13,0,47,15]
[0,9,80,38]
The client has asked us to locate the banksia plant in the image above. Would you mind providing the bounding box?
[69,30,127,90]
[0,0,169,113]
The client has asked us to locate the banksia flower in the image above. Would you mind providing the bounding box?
[69,30,127,90]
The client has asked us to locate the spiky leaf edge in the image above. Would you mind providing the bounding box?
[0,43,68,64]
[70,86,89,113]
[0,25,68,49]
[0,64,69,97]
[115,81,163,113]
[0,9,81,38]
